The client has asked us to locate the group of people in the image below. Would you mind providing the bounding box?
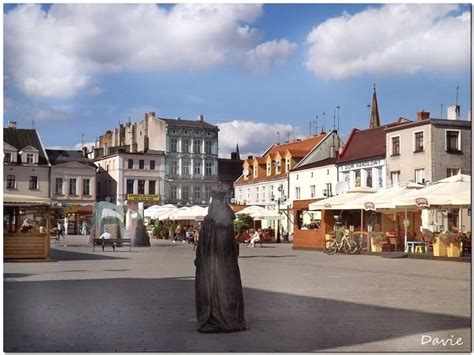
[245,228,263,247]
[171,224,200,249]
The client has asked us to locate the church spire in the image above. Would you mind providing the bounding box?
[235,142,240,160]
[370,84,381,128]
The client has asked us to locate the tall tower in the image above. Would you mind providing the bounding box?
[369,84,381,128]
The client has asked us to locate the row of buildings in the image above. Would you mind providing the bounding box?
[233,90,471,246]
[3,89,471,241]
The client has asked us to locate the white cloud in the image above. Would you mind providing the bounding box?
[305,4,470,79]
[5,4,294,99]
[246,39,297,72]
[217,120,305,158]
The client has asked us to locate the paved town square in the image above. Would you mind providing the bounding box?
[4,235,471,353]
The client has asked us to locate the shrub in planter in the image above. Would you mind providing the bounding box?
[369,231,386,252]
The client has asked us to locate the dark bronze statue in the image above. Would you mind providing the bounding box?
[194,191,246,333]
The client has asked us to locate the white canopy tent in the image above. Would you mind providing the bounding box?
[235,205,281,220]
[157,206,181,221]
[145,204,178,219]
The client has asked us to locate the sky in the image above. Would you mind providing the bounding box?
[3,3,471,158]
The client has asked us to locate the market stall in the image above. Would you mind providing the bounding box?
[4,193,52,260]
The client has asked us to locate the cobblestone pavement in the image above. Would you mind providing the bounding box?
[4,235,471,352]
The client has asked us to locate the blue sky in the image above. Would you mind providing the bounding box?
[3,3,471,157]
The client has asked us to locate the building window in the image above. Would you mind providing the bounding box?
[149,181,156,195]
[69,178,77,195]
[355,170,361,187]
[310,185,316,198]
[171,186,177,200]
[253,164,258,177]
[138,180,145,194]
[256,187,259,201]
[139,160,144,169]
[182,186,190,200]
[366,169,373,188]
[391,136,400,156]
[171,161,179,175]
[390,171,400,187]
[182,139,190,153]
[194,139,201,154]
[171,138,178,153]
[205,162,212,176]
[326,183,332,197]
[414,131,424,152]
[83,178,91,195]
[28,176,38,190]
[205,186,212,201]
[194,186,201,200]
[150,160,155,170]
[262,186,266,202]
[26,153,34,164]
[446,130,461,152]
[295,187,301,199]
[266,163,271,176]
[275,160,281,174]
[55,178,63,194]
[7,175,16,189]
[205,140,212,154]
[194,161,201,175]
[343,173,350,184]
[447,168,460,177]
[285,158,291,172]
[247,188,250,201]
[182,161,191,176]
[128,159,133,169]
[126,179,134,194]
[296,174,299,180]
[414,169,425,184]
[4,152,11,164]
[377,167,383,188]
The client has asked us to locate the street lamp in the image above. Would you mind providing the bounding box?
[271,186,286,243]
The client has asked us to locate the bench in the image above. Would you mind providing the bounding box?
[93,238,132,252]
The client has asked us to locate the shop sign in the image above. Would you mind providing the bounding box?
[403,219,410,227]
[364,202,376,211]
[324,203,332,208]
[127,194,161,202]
[339,159,384,172]
[415,198,430,207]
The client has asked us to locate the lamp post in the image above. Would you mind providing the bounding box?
[272,186,285,244]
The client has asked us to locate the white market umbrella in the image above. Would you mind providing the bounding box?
[157,206,181,221]
[236,205,281,220]
[171,205,208,221]
[308,187,376,210]
[394,174,470,208]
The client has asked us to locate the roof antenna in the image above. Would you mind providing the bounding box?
[314,116,318,135]
[286,131,290,142]
[321,112,325,134]
[440,104,443,119]
[336,106,340,133]
[309,121,312,136]
[81,133,84,148]
[32,119,35,128]
[276,131,280,144]
[455,85,459,106]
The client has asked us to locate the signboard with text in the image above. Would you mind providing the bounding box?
[364,202,376,211]
[127,194,161,202]
[339,159,384,172]
[415,198,429,207]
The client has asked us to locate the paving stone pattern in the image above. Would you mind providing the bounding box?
[4,235,471,352]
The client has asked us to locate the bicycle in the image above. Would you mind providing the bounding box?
[324,229,359,255]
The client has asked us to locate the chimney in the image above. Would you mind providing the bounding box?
[447,105,460,120]
[176,116,181,120]
[82,147,88,158]
[145,112,155,119]
[248,155,253,160]
[416,110,430,121]
[467,110,471,121]
[198,114,204,122]
[7,121,17,129]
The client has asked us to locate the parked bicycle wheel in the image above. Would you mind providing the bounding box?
[348,239,360,254]
[324,239,338,255]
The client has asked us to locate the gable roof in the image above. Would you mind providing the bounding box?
[159,117,218,130]
[337,126,386,164]
[46,149,95,166]
[3,128,49,165]
[235,134,327,185]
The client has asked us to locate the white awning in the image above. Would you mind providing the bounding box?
[3,193,51,206]
[309,188,376,210]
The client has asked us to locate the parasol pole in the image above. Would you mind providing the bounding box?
[404,208,408,252]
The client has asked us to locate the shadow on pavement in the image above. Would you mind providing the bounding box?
[50,248,128,261]
[4,273,34,279]
[239,255,296,259]
[4,277,470,352]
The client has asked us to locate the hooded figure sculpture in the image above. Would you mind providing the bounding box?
[194,191,246,333]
